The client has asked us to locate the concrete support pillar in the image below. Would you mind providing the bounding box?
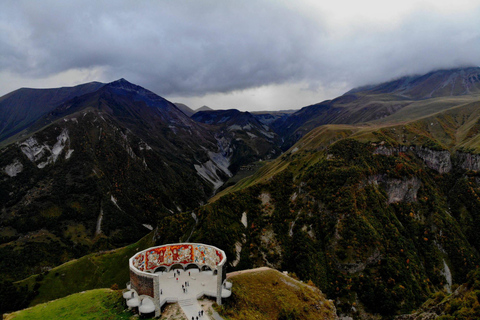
[153,275,161,317]
[216,265,223,305]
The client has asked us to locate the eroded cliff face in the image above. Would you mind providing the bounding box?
[363,174,421,204]
[414,147,452,174]
[190,139,480,319]
[374,144,452,173]
[456,152,480,171]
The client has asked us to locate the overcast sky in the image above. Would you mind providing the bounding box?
[1,0,480,111]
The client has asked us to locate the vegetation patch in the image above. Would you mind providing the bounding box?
[218,268,337,320]
[4,289,133,320]
[13,230,155,307]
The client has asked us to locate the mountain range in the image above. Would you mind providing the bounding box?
[2,66,480,319]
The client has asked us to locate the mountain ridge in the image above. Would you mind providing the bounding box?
[4,66,480,319]
[0,81,105,144]
[272,66,480,149]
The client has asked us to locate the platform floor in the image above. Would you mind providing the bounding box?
[157,268,229,319]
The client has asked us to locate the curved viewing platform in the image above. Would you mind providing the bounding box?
[125,243,231,318]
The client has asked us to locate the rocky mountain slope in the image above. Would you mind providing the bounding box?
[3,66,480,319]
[0,79,240,282]
[349,67,480,99]
[272,67,480,149]
[0,82,104,145]
[188,94,480,318]
[174,102,195,117]
[192,109,281,173]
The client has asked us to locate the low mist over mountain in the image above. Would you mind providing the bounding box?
[272,67,480,150]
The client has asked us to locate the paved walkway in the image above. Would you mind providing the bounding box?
[209,308,225,320]
[157,269,229,319]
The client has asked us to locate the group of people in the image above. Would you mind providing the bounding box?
[192,309,204,320]
[173,269,192,294]
[182,280,190,293]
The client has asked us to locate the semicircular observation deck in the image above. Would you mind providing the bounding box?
[125,243,231,318]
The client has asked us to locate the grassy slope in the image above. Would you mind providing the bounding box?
[7,268,337,320]
[371,95,480,125]
[218,268,337,320]
[15,230,156,306]
[4,289,133,320]
[197,98,480,318]
[214,99,480,202]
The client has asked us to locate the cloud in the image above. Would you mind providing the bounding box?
[1,0,480,109]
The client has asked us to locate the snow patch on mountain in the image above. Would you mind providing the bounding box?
[111,195,122,211]
[241,212,247,228]
[260,129,275,139]
[4,159,23,177]
[21,129,71,169]
[120,131,137,159]
[194,139,233,192]
[194,161,225,191]
[441,259,452,293]
[227,124,242,131]
[65,149,74,159]
[139,141,152,151]
[20,137,48,162]
[95,208,103,236]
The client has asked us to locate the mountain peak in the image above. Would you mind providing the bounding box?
[106,78,141,92]
[196,105,213,112]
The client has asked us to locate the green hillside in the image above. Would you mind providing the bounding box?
[6,268,337,320]
[188,100,480,318]
[219,268,337,320]
[4,289,132,320]
[14,230,155,308]
[397,268,480,319]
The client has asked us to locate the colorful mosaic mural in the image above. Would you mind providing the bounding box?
[132,244,224,272]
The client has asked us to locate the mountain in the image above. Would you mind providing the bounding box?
[0,82,104,144]
[349,66,480,99]
[4,268,338,320]
[174,102,195,117]
[193,95,480,318]
[4,67,480,319]
[192,109,281,173]
[195,105,213,112]
[395,268,480,319]
[252,109,297,126]
[273,67,480,149]
[0,79,236,282]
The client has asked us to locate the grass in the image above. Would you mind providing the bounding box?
[4,289,134,320]
[212,97,480,204]
[15,230,156,306]
[217,268,337,320]
[7,268,337,320]
[372,95,480,125]
[217,161,268,193]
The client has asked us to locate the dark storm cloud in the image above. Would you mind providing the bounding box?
[0,1,323,95]
[1,0,480,98]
